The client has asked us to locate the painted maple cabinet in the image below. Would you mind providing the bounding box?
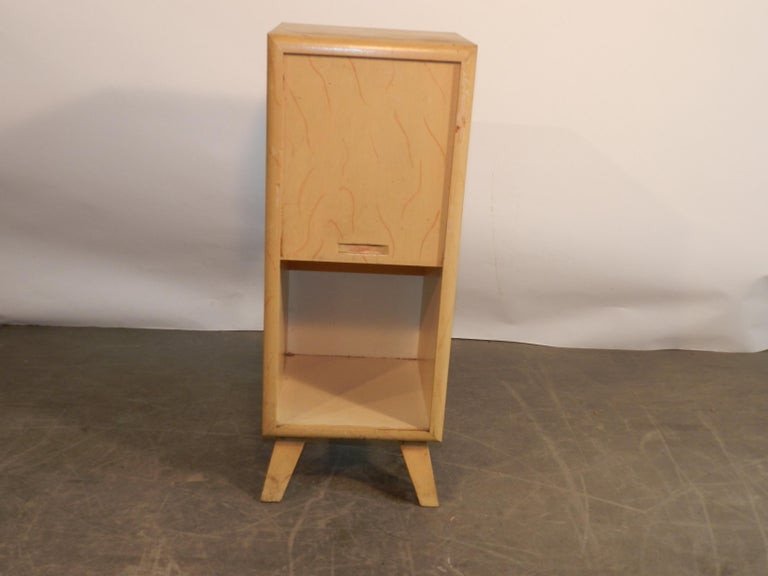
[261,23,476,506]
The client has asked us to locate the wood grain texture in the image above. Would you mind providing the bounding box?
[263,24,477,503]
[269,22,475,62]
[281,55,458,266]
[276,355,432,433]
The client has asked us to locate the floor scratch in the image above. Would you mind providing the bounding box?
[286,471,334,576]
[699,411,768,570]
[501,380,598,560]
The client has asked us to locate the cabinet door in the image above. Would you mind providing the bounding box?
[280,55,459,266]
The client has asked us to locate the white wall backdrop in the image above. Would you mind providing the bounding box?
[1,1,767,351]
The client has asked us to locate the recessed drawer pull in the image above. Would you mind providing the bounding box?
[338,243,389,255]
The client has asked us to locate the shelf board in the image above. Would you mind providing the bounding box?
[276,354,432,432]
[281,259,441,276]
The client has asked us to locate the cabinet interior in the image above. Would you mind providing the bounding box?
[275,261,442,431]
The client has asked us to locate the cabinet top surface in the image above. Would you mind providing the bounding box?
[269,23,475,58]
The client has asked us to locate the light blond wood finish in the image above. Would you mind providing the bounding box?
[260,439,305,502]
[285,269,423,359]
[262,31,288,436]
[426,42,476,442]
[270,423,434,442]
[277,355,432,431]
[263,24,476,505]
[281,55,458,266]
[269,23,475,63]
[400,442,439,507]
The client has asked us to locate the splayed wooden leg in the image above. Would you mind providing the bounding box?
[401,442,439,507]
[261,439,305,502]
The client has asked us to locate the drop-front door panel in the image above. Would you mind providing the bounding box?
[280,55,459,266]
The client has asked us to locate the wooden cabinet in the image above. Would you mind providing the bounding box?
[261,23,476,506]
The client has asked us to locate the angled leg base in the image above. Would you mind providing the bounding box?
[400,442,439,507]
[261,439,305,502]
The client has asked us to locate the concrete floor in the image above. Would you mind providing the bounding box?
[1,326,767,575]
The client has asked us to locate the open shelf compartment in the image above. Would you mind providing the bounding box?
[277,354,432,430]
[266,261,442,439]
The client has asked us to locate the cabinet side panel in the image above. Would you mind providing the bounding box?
[280,55,458,266]
[417,271,441,432]
[418,272,442,360]
[263,36,287,435]
[429,50,477,441]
